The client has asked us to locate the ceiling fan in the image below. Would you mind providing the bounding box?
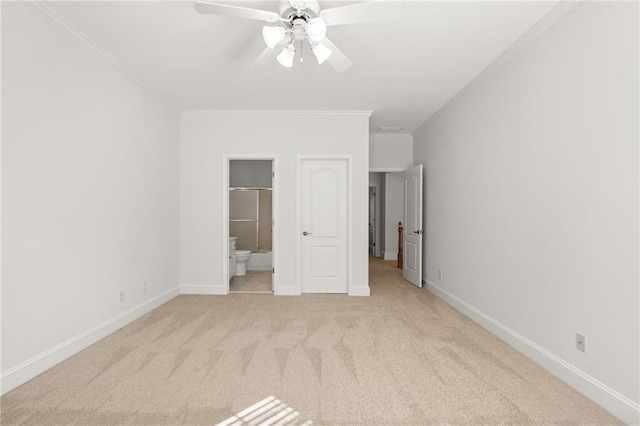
[193,0,396,72]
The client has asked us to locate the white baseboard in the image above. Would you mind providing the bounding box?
[383,251,398,261]
[349,286,370,296]
[1,286,180,395]
[181,284,226,295]
[426,280,640,425]
[274,286,301,296]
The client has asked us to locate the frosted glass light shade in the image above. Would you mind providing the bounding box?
[312,42,332,64]
[277,44,295,68]
[306,17,327,42]
[262,26,285,48]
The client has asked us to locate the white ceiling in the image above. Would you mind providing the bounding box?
[47,1,558,133]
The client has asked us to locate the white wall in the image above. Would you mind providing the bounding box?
[413,2,639,423]
[369,133,413,171]
[383,172,404,260]
[181,111,370,296]
[1,3,180,393]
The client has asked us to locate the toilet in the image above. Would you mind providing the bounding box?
[234,250,252,276]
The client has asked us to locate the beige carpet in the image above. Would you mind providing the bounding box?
[1,258,621,425]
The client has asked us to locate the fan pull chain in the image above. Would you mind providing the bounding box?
[300,40,304,63]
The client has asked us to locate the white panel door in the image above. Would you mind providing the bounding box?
[300,159,348,293]
[403,164,423,287]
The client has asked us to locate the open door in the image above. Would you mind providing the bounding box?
[403,164,423,287]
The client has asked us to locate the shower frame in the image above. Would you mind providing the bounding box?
[228,187,273,253]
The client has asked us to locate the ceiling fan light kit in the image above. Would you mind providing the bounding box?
[306,17,327,42]
[276,43,296,68]
[311,42,332,64]
[262,25,286,48]
[265,15,329,67]
[194,0,393,71]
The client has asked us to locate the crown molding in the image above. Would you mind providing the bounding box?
[181,110,374,118]
[23,1,178,112]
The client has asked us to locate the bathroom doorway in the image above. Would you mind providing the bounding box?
[226,157,275,293]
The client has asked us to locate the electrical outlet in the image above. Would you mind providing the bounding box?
[142,280,148,293]
[576,332,586,352]
[119,289,125,303]
[438,270,443,280]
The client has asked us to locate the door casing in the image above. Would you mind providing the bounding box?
[222,154,278,294]
[369,185,377,256]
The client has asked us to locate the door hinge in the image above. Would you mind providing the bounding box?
[272,171,275,178]
[272,268,274,274]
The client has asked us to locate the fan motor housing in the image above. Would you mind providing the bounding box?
[279,0,319,21]
[291,18,307,40]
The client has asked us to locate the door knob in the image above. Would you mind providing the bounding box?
[303,231,312,236]
[413,230,423,234]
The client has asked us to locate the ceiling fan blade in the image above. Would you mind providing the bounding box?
[322,37,353,72]
[252,37,290,67]
[319,0,400,27]
[194,1,280,23]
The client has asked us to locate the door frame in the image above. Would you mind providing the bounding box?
[296,155,353,294]
[222,154,278,294]
[368,184,378,257]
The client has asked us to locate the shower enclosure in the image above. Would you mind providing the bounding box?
[229,188,272,252]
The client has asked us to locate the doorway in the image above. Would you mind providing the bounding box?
[223,156,277,294]
[368,166,423,287]
[369,185,377,256]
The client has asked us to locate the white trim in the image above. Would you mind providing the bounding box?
[368,183,380,258]
[426,280,640,425]
[223,155,278,294]
[369,168,405,173]
[274,287,302,296]
[347,155,354,295]
[180,285,226,295]
[296,158,302,295]
[1,286,180,395]
[182,110,373,118]
[297,155,353,295]
[348,286,370,297]
[222,157,230,295]
[23,2,177,111]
